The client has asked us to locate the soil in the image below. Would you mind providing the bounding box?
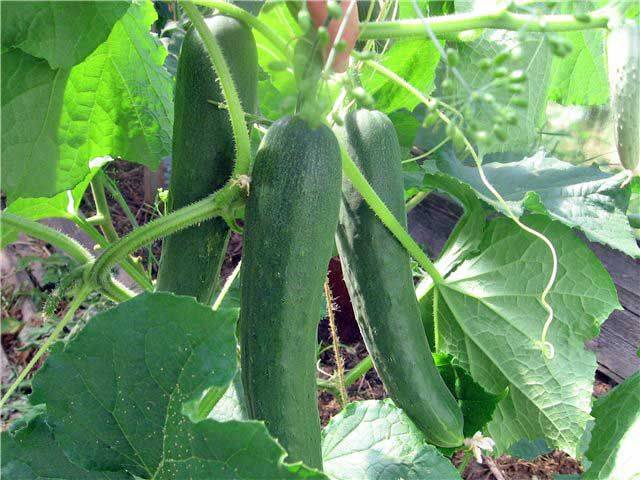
[0,163,598,479]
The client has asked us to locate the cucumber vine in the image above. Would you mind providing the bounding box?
[1,3,633,471]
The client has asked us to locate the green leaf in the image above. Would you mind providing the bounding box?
[584,371,640,480]
[26,293,323,478]
[361,39,441,113]
[322,400,461,480]
[1,415,131,479]
[0,157,111,248]
[1,1,173,201]
[154,419,327,479]
[429,152,640,258]
[432,215,619,454]
[548,30,609,106]
[416,174,487,349]
[434,353,506,437]
[30,293,238,477]
[1,1,129,68]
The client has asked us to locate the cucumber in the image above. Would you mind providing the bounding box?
[156,16,257,303]
[239,116,341,469]
[334,109,464,447]
[608,23,639,173]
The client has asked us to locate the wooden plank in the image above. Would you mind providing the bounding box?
[408,193,640,383]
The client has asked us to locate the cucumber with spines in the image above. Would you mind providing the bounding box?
[334,109,464,448]
[239,116,342,470]
[156,16,257,303]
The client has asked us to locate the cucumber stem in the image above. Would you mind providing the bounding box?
[103,175,159,273]
[406,190,429,212]
[181,2,252,178]
[89,185,239,291]
[1,213,93,265]
[360,7,610,40]
[212,260,241,310]
[324,279,348,405]
[341,145,445,285]
[88,174,154,291]
[72,213,152,292]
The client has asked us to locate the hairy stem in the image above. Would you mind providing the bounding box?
[324,279,348,405]
[1,213,135,301]
[89,174,153,291]
[73,214,152,292]
[181,2,252,177]
[341,145,444,285]
[0,284,92,408]
[406,190,429,212]
[1,213,93,265]
[360,7,610,40]
[89,185,239,289]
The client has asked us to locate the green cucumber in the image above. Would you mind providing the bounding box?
[608,23,639,173]
[156,15,257,303]
[239,116,341,469]
[334,109,464,447]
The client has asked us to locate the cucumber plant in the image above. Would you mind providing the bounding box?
[1,2,638,479]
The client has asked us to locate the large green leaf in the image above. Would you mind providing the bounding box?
[1,415,131,480]
[24,293,323,479]
[428,152,640,258]
[1,1,173,201]
[361,39,441,113]
[30,293,238,476]
[431,215,619,454]
[322,400,461,480]
[584,372,640,480]
[1,1,129,68]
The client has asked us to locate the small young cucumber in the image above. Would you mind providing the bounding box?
[608,23,639,173]
[334,109,464,447]
[156,16,257,303]
[239,116,342,470]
